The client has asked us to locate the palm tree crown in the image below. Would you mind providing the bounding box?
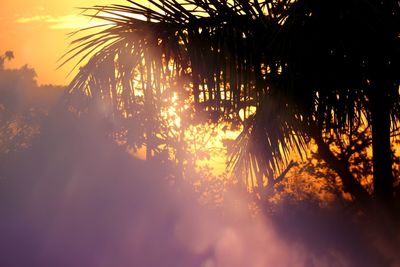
[64,0,400,203]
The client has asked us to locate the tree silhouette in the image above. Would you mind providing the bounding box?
[271,0,400,205]
[0,52,65,157]
[64,0,400,206]
[0,51,14,70]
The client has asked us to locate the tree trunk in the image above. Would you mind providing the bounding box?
[310,127,370,204]
[369,81,394,204]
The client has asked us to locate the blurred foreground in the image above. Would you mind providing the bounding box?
[1,54,400,267]
[0,100,399,267]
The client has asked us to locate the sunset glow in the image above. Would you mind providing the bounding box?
[0,0,128,85]
[1,1,400,266]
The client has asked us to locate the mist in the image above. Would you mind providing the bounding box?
[1,100,399,267]
[1,62,400,267]
[0,104,302,267]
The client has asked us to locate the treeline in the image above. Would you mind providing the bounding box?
[0,51,65,155]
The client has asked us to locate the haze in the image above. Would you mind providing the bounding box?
[0,0,129,85]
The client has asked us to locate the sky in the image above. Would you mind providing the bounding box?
[0,0,129,85]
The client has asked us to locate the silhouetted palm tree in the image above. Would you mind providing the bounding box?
[270,0,400,204]
[0,51,14,69]
[64,0,400,205]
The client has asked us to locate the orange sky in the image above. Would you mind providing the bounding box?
[0,0,129,85]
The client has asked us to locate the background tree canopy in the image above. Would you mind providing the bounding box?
[0,51,65,156]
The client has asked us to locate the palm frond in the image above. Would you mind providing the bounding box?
[64,0,400,194]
